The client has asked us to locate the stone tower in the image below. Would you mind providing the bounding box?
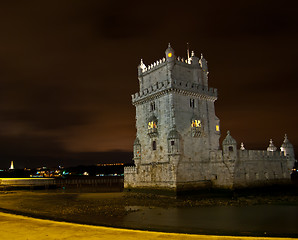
[125,44,296,191]
[124,44,221,191]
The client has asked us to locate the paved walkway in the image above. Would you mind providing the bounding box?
[0,212,295,240]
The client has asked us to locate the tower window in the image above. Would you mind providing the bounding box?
[148,116,158,137]
[228,146,233,152]
[152,141,157,150]
[148,121,157,129]
[216,125,220,132]
[171,140,175,146]
[190,99,195,108]
[150,102,156,111]
[191,120,201,128]
[191,118,203,137]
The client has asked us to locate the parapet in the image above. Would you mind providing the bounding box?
[139,55,197,76]
[132,80,217,104]
[238,149,288,161]
[139,58,167,75]
[124,166,137,174]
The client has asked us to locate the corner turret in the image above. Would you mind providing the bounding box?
[190,50,200,67]
[222,131,237,158]
[223,131,236,148]
[280,134,295,157]
[199,53,209,86]
[267,139,277,152]
[165,43,175,78]
[165,43,175,62]
[138,59,146,76]
[137,59,146,89]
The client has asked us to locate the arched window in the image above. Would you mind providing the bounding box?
[190,99,195,108]
[152,141,157,150]
[133,137,141,159]
[150,102,156,111]
[167,128,181,154]
[191,116,203,137]
[148,115,158,137]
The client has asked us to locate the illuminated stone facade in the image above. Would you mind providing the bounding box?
[124,44,296,191]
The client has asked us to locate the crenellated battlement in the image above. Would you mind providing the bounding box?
[238,149,288,161]
[140,56,194,75]
[132,80,171,102]
[172,80,217,96]
[132,79,217,104]
[140,58,166,74]
[176,56,193,65]
[124,166,137,174]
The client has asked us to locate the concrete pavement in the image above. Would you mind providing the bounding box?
[0,212,295,240]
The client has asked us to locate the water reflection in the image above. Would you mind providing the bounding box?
[123,205,298,236]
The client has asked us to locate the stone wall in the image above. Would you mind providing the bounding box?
[233,150,293,188]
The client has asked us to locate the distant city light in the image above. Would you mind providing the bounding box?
[96,163,124,167]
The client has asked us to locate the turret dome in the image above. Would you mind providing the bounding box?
[222,131,236,145]
[267,139,277,152]
[280,134,294,156]
[165,43,175,61]
[168,128,180,140]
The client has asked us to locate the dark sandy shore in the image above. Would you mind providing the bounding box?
[2,211,295,240]
[0,189,297,237]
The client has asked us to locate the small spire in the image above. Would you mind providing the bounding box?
[280,134,294,156]
[267,139,277,152]
[222,130,236,145]
[281,133,293,147]
[240,142,245,150]
[168,43,171,48]
[139,58,146,69]
[201,53,204,59]
[187,42,190,59]
[191,51,195,57]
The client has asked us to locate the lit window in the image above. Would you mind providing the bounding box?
[216,125,220,131]
[191,118,203,137]
[148,121,157,129]
[191,120,201,128]
[148,116,158,137]
[168,52,172,58]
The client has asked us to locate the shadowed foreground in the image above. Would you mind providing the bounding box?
[0,190,298,237]
[0,212,295,240]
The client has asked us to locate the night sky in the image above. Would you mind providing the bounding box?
[0,1,297,169]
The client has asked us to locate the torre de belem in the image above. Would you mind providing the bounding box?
[124,44,296,191]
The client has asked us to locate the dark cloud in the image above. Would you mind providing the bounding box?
[0,1,297,168]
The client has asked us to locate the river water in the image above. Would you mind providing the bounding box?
[1,190,297,237]
[122,205,298,237]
